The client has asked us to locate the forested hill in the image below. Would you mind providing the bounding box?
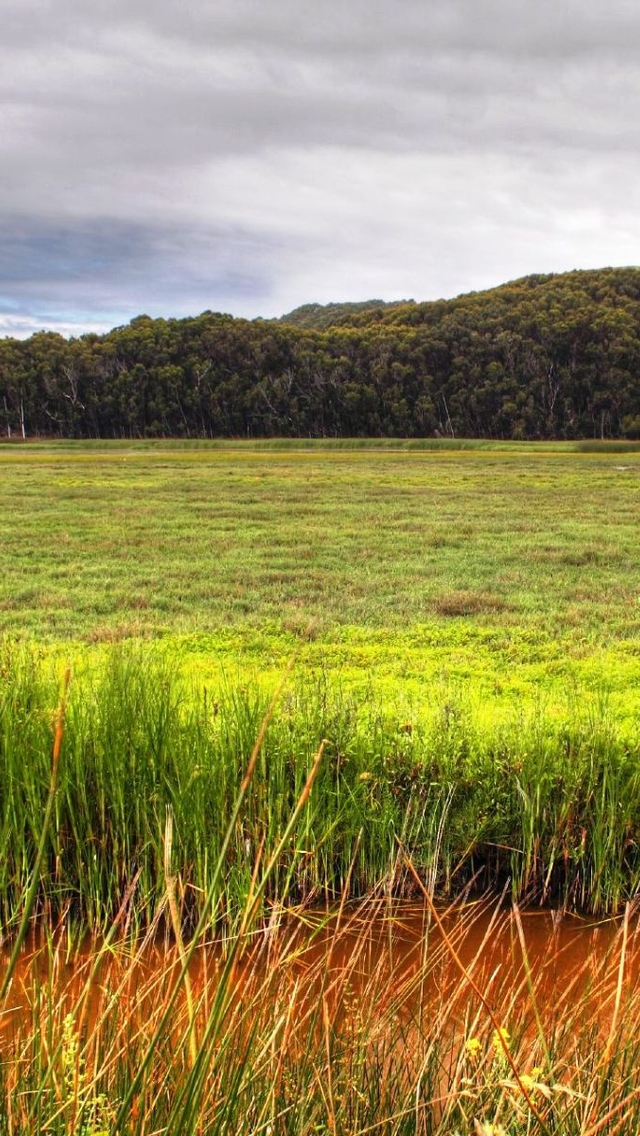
[3,267,640,440]
[278,299,412,329]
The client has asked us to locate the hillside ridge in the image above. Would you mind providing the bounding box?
[2,266,640,440]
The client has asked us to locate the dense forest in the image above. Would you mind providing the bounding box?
[3,267,640,439]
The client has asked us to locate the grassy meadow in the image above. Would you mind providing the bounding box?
[2,439,640,712]
[3,439,640,1134]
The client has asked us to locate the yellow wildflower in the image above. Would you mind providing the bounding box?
[491,1026,510,1052]
[519,1068,552,1099]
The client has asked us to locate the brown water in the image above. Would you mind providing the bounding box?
[2,900,639,1045]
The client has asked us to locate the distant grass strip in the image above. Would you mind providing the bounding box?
[4,437,640,452]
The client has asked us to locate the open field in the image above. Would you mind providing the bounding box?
[2,440,640,715]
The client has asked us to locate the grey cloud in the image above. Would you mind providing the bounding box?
[0,217,280,330]
[4,1,640,159]
[74,0,640,60]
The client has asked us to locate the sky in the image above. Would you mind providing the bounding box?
[2,0,640,338]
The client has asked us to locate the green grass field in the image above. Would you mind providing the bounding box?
[2,440,640,716]
[3,440,640,921]
[4,441,640,1133]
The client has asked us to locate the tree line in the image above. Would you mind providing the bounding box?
[3,267,640,440]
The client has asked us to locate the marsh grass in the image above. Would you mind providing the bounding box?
[1,642,640,936]
[3,645,640,1133]
[3,441,640,1128]
[3,895,640,1134]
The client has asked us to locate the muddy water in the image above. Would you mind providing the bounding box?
[2,901,638,1043]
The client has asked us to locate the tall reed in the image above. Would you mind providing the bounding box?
[1,639,640,934]
[3,896,640,1134]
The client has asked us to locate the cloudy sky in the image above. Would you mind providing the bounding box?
[2,0,640,337]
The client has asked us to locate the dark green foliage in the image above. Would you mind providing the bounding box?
[4,267,640,439]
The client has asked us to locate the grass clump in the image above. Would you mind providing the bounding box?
[2,641,640,933]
